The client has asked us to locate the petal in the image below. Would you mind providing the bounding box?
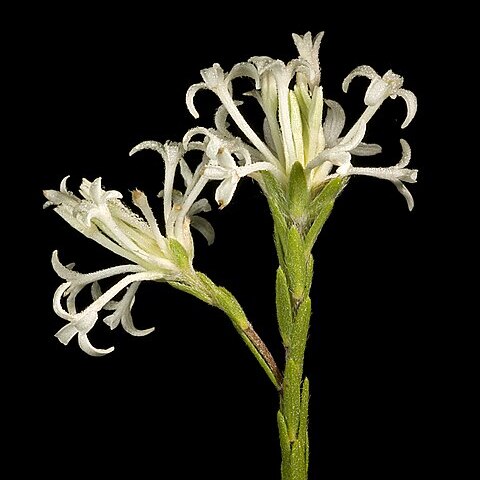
[215,175,239,209]
[237,161,277,177]
[51,250,78,281]
[204,165,230,180]
[129,140,165,157]
[186,83,207,119]
[190,215,215,245]
[392,180,415,211]
[200,63,226,90]
[397,89,418,128]
[121,309,155,337]
[78,334,114,356]
[342,65,378,93]
[54,323,78,345]
[323,99,346,147]
[226,62,260,89]
[351,142,382,156]
[338,119,367,151]
[396,139,412,168]
[182,127,210,150]
[189,198,211,216]
[179,158,193,187]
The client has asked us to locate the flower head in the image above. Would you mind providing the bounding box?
[186,32,418,210]
[44,137,220,355]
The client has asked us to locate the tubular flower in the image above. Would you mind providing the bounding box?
[44,139,217,355]
[186,32,418,209]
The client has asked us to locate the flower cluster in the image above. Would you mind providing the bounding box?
[186,32,418,209]
[45,31,418,355]
[44,140,217,355]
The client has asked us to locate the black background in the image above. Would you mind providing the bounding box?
[14,5,455,479]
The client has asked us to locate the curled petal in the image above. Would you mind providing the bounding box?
[397,89,417,128]
[190,216,215,245]
[215,174,240,209]
[200,63,226,90]
[397,139,412,168]
[182,127,210,149]
[186,83,207,118]
[226,62,260,89]
[189,198,211,216]
[78,333,115,357]
[129,140,165,158]
[342,65,378,93]
[323,99,346,147]
[393,179,415,211]
[351,142,382,157]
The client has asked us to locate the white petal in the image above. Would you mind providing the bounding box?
[186,83,207,118]
[200,63,226,90]
[392,180,415,211]
[397,139,411,168]
[121,309,155,337]
[226,62,260,89]
[78,334,114,356]
[204,165,229,180]
[215,175,239,209]
[129,140,165,157]
[397,89,417,128]
[189,198,211,216]
[51,251,77,281]
[54,323,78,345]
[323,99,346,147]
[338,119,367,151]
[351,142,382,156]
[190,216,215,245]
[342,65,378,93]
[237,161,277,177]
[179,158,193,187]
[182,127,210,150]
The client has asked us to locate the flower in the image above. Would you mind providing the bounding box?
[44,139,218,355]
[186,32,418,209]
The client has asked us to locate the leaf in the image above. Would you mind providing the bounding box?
[277,411,291,480]
[305,254,314,295]
[291,439,306,480]
[288,162,309,222]
[276,267,293,347]
[285,226,307,301]
[290,298,311,364]
[298,377,310,448]
[305,177,348,252]
[215,287,249,330]
[168,238,191,270]
[283,358,302,441]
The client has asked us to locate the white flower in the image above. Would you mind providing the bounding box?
[183,127,276,208]
[45,137,220,355]
[185,32,418,209]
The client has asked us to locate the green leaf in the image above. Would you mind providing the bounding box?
[262,172,289,264]
[305,176,347,252]
[290,298,311,364]
[288,162,309,222]
[285,226,307,301]
[305,200,335,253]
[215,287,249,330]
[298,377,310,448]
[291,439,306,480]
[276,267,293,347]
[168,238,191,270]
[277,411,291,480]
[305,254,314,295]
[283,358,302,441]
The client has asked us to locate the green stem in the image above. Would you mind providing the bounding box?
[276,232,313,480]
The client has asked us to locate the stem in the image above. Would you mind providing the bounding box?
[276,231,312,480]
[244,324,283,388]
